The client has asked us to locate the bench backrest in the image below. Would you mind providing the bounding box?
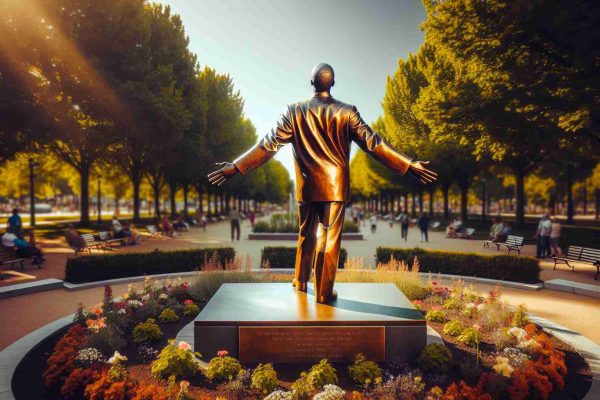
[0,246,17,262]
[430,221,441,229]
[465,228,475,236]
[580,247,600,263]
[565,246,584,259]
[146,225,157,234]
[98,231,111,241]
[81,233,97,244]
[506,235,524,246]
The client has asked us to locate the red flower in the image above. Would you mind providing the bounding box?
[184,299,193,305]
[431,281,438,286]
[217,350,229,357]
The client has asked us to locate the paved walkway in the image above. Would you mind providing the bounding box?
[0,217,599,350]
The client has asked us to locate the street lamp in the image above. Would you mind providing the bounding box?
[97,174,102,225]
[28,158,38,227]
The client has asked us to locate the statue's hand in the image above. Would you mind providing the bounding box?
[208,162,238,186]
[409,160,438,184]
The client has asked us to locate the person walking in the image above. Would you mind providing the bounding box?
[369,214,377,233]
[229,205,241,241]
[549,216,563,257]
[7,208,22,236]
[417,213,430,243]
[535,213,552,259]
[398,211,409,241]
[249,210,255,228]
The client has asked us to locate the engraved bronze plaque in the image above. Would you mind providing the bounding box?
[239,326,385,363]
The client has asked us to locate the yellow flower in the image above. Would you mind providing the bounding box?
[430,386,443,396]
[365,378,371,384]
[414,375,422,383]
[375,377,382,384]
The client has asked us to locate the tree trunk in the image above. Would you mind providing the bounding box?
[153,183,161,219]
[132,176,142,223]
[595,189,600,220]
[428,186,434,217]
[418,190,424,214]
[459,183,468,222]
[183,184,189,216]
[79,165,90,226]
[411,192,416,217]
[481,180,487,222]
[196,183,203,214]
[225,193,231,213]
[206,184,212,216]
[404,195,408,214]
[514,168,526,227]
[168,181,177,218]
[566,162,574,224]
[582,183,588,215]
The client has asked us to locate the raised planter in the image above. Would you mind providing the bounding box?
[248,232,363,240]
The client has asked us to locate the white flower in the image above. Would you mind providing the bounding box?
[517,338,539,352]
[141,294,150,302]
[476,303,486,311]
[127,300,142,308]
[313,384,345,400]
[118,308,126,314]
[493,356,514,377]
[107,351,127,365]
[264,390,292,400]
[508,327,527,341]
[136,290,145,296]
[159,293,168,300]
[76,348,104,364]
[465,302,476,309]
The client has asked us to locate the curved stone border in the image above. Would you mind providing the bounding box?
[0,314,74,400]
[1,310,598,399]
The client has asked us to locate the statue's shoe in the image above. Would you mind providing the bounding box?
[317,290,337,304]
[296,282,308,292]
[291,278,297,288]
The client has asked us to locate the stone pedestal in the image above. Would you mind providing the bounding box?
[194,282,426,363]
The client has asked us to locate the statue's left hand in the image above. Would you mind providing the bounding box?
[409,160,438,184]
[208,162,238,186]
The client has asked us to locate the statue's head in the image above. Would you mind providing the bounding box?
[311,63,335,92]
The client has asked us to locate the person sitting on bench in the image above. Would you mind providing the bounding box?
[14,229,44,265]
[65,224,86,250]
[489,218,503,242]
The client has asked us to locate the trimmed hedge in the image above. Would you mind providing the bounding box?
[65,247,235,283]
[376,247,540,283]
[261,246,348,269]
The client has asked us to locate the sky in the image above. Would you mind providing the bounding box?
[160,0,427,180]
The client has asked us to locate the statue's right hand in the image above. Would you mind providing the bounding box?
[208,162,238,186]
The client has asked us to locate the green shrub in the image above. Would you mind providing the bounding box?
[443,320,465,336]
[251,363,279,394]
[443,297,462,310]
[416,343,453,373]
[512,305,529,327]
[425,310,446,323]
[347,353,382,385]
[65,248,236,283]
[86,326,126,356]
[151,340,199,380]
[205,355,242,382]
[189,271,262,303]
[132,318,163,343]
[306,359,338,389]
[291,373,312,400]
[253,214,359,234]
[183,303,200,316]
[261,247,347,269]
[457,327,481,347]
[375,247,540,283]
[158,308,179,323]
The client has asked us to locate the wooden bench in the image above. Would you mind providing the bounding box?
[79,233,104,255]
[553,246,600,279]
[0,246,26,279]
[98,231,123,249]
[429,221,441,230]
[486,235,524,255]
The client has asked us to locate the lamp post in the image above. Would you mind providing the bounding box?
[28,158,37,227]
[97,175,102,225]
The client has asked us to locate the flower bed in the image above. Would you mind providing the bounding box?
[17,268,591,400]
[253,214,360,234]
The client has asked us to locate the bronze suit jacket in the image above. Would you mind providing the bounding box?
[233,92,412,202]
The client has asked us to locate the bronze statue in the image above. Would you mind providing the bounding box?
[208,63,437,303]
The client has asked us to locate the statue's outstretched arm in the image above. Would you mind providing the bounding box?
[349,106,437,185]
[208,108,293,186]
